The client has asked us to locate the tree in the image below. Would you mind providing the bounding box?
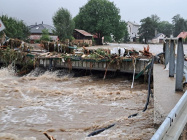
[40,29,50,41]
[139,17,156,43]
[74,0,125,45]
[113,21,128,43]
[53,8,75,41]
[123,30,129,43]
[172,14,187,37]
[158,21,173,37]
[104,35,112,43]
[151,14,160,23]
[139,14,161,43]
[0,15,29,41]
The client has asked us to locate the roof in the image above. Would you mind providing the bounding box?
[74,29,93,37]
[127,21,140,26]
[28,23,55,34]
[177,31,187,39]
[153,33,165,39]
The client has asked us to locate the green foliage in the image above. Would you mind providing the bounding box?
[172,14,187,37]
[158,21,173,37]
[40,29,50,41]
[113,21,128,42]
[0,47,32,66]
[84,48,110,62]
[123,29,129,43]
[138,14,187,43]
[83,43,89,47]
[92,37,96,46]
[104,35,112,42]
[74,0,124,45]
[53,8,75,41]
[69,36,75,42]
[151,14,160,23]
[35,39,40,43]
[0,15,30,41]
[139,14,174,43]
[139,16,158,43]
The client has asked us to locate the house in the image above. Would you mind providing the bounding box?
[73,29,93,46]
[28,22,58,43]
[152,33,166,44]
[177,31,187,43]
[177,31,187,39]
[127,21,140,42]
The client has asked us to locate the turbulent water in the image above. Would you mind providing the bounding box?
[0,66,155,140]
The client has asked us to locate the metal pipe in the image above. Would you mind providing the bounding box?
[164,40,170,67]
[143,57,154,112]
[175,38,184,91]
[169,40,175,77]
[49,59,53,70]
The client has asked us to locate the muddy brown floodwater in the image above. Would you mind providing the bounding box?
[0,67,155,140]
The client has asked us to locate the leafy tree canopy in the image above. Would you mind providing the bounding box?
[53,8,75,41]
[0,15,29,41]
[138,16,157,43]
[74,0,127,44]
[151,14,160,23]
[172,14,187,37]
[139,14,175,43]
[113,21,128,42]
[158,21,173,37]
[40,29,50,41]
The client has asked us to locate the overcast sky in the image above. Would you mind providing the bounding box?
[0,0,187,26]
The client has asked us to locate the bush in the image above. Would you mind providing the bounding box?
[84,43,89,47]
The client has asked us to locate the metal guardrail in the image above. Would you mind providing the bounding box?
[151,90,187,140]
[152,38,187,139]
[164,38,184,91]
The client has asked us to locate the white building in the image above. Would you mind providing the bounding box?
[127,21,140,42]
[152,33,166,44]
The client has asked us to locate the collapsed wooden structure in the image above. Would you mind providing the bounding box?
[0,38,153,77]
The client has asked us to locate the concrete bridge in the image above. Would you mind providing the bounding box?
[29,38,187,139]
[37,57,150,74]
[37,38,187,139]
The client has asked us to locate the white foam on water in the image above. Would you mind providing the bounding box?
[0,67,155,139]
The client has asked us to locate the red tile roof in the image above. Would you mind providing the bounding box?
[177,31,187,39]
[74,29,93,37]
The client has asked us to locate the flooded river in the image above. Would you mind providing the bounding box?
[2,42,187,139]
[0,65,155,140]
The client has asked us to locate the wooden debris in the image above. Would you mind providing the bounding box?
[43,132,56,140]
[139,45,152,57]
[93,51,105,59]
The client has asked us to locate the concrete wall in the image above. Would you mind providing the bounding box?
[38,58,149,74]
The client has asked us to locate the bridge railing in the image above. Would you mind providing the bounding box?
[163,37,184,91]
[151,90,187,140]
[152,37,187,139]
